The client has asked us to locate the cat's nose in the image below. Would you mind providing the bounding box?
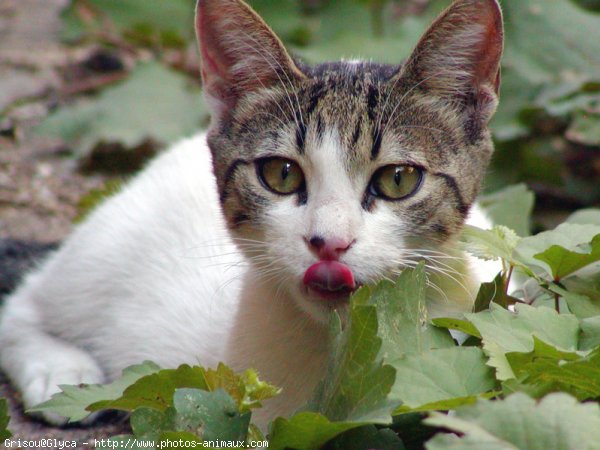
[306,235,354,261]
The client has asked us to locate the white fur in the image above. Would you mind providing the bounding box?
[0,133,499,428]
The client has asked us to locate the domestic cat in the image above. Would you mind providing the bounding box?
[0,0,503,428]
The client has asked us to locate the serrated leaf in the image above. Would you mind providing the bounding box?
[460,225,522,268]
[89,364,208,413]
[477,184,535,237]
[29,361,160,422]
[363,267,454,362]
[202,363,280,413]
[35,62,209,157]
[533,234,600,281]
[269,269,441,449]
[173,388,251,442]
[466,304,580,380]
[425,393,600,450]
[0,397,11,440]
[310,304,397,423]
[391,347,496,413]
[514,224,600,281]
[506,337,600,401]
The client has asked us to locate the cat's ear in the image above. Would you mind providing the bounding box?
[195,0,305,120]
[399,0,503,123]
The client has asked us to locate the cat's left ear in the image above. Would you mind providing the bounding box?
[398,0,504,124]
[195,0,305,121]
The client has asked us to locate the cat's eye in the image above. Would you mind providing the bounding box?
[369,165,423,200]
[257,158,305,195]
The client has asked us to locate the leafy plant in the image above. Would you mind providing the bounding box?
[31,198,600,448]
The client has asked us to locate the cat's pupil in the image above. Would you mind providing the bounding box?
[394,167,402,185]
[281,163,291,181]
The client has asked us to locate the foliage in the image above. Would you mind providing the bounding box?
[0,397,11,440]
[35,62,209,157]
[31,198,600,448]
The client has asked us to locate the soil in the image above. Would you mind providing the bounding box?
[0,0,127,446]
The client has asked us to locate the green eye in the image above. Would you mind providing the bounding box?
[257,158,305,195]
[369,165,423,200]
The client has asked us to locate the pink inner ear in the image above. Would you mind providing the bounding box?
[474,5,504,92]
[195,0,305,117]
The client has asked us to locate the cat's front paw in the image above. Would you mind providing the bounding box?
[22,357,105,426]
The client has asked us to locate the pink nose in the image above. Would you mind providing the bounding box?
[306,236,353,261]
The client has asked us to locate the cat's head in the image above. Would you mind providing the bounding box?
[196,0,503,322]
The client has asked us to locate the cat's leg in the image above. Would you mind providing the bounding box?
[0,286,105,425]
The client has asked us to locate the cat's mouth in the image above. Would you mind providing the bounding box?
[302,261,357,304]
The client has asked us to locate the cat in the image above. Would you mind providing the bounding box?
[0,0,503,429]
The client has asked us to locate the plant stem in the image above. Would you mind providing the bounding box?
[554,292,560,313]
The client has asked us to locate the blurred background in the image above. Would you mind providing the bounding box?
[0,0,599,242]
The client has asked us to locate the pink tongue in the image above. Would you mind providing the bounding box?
[303,261,356,294]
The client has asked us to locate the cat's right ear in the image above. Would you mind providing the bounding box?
[196,0,305,122]
[398,0,504,124]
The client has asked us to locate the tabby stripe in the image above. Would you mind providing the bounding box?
[306,82,326,116]
[433,172,470,217]
[296,120,307,154]
[370,128,382,160]
[221,158,250,202]
[366,85,379,121]
[352,116,362,147]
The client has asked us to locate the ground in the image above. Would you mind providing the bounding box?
[0,0,128,445]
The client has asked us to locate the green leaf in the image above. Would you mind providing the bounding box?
[269,268,440,449]
[29,361,160,422]
[201,363,280,413]
[580,316,600,351]
[362,267,454,362]
[567,208,600,226]
[61,0,195,44]
[89,364,208,413]
[465,304,580,380]
[533,234,600,281]
[425,393,600,450]
[269,413,367,450]
[549,283,600,319]
[130,407,176,442]
[172,388,251,442]
[460,225,521,267]
[502,0,600,86]
[506,337,600,401]
[327,425,406,450]
[391,347,496,413]
[514,223,600,280]
[309,306,397,423]
[431,318,481,339]
[567,111,600,146]
[0,397,11,440]
[35,62,209,157]
[473,273,520,312]
[477,184,535,237]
